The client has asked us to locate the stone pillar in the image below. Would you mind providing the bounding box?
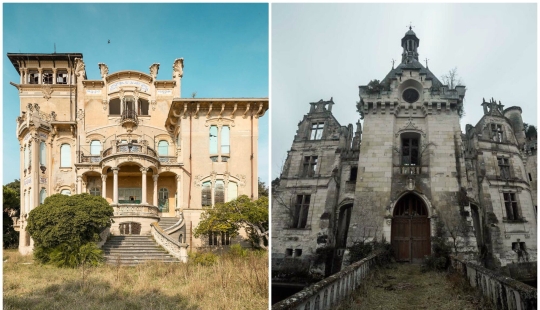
[176,174,182,212]
[101,174,107,199]
[52,68,57,85]
[37,68,43,84]
[77,176,82,194]
[19,68,24,84]
[153,174,159,206]
[141,167,148,204]
[112,167,119,204]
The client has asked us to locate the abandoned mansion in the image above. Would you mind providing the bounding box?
[272,28,537,278]
[8,52,267,261]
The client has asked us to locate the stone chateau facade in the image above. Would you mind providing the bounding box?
[272,29,537,279]
[8,53,267,256]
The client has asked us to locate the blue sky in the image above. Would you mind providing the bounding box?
[2,3,269,185]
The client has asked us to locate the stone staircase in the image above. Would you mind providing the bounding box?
[159,217,179,230]
[102,235,179,266]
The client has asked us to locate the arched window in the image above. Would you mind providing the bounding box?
[209,126,218,154]
[89,187,101,196]
[39,142,46,166]
[125,97,135,114]
[215,180,225,205]
[158,140,168,156]
[60,144,71,167]
[90,140,101,155]
[221,126,230,154]
[227,182,238,202]
[158,188,169,212]
[39,189,47,205]
[109,98,121,115]
[202,182,212,206]
[60,189,71,196]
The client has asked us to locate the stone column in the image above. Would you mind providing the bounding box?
[52,68,57,85]
[140,167,148,204]
[153,174,159,206]
[19,68,24,84]
[112,167,119,204]
[101,174,107,199]
[37,68,43,84]
[176,174,181,212]
[77,176,82,194]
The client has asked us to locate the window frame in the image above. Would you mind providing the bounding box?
[158,140,169,156]
[497,157,510,179]
[491,124,504,143]
[202,181,212,207]
[401,135,420,166]
[503,192,520,221]
[60,143,71,168]
[310,122,324,140]
[302,156,318,177]
[292,194,311,229]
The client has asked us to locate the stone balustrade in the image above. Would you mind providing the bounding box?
[150,222,188,263]
[272,251,381,310]
[113,204,159,217]
[450,256,537,310]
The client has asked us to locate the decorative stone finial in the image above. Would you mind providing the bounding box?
[98,63,109,79]
[173,58,184,78]
[149,63,160,80]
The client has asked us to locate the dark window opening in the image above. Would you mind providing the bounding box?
[349,166,358,182]
[202,182,212,207]
[503,193,519,220]
[310,122,324,140]
[285,248,293,257]
[209,231,219,246]
[302,156,318,177]
[28,71,39,84]
[294,249,302,257]
[109,98,121,115]
[498,157,510,179]
[402,136,419,165]
[42,71,53,84]
[292,195,310,229]
[57,71,68,84]
[221,231,230,245]
[139,99,149,115]
[528,173,533,182]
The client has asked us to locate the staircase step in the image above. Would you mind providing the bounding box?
[102,234,180,265]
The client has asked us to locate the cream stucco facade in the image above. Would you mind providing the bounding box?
[8,53,268,255]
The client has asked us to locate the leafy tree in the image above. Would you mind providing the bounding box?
[526,125,537,139]
[258,179,269,197]
[194,195,268,250]
[3,180,21,249]
[27,193,113,265]
[441,67,463,89]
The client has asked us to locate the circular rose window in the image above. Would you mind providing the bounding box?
[402,88,419,103]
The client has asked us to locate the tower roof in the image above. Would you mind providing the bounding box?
[381,59,443,88]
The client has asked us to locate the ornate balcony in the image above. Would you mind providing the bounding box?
[113,204,159,217]
[120,110,138,132]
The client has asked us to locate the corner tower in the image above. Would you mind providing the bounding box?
[347,28,473,264]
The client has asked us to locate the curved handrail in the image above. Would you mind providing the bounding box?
[163,217,185,233]
[150,222,188,262]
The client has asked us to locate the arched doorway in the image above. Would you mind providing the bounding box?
[391,193,430,263]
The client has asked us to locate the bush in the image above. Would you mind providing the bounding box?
[422,218,452,272]
[49,243,104,268]
[348,237,393,265]
[27,193,113,265]
[228,244,248,258]
[189,252,218,266]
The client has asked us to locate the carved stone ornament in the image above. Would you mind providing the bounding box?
[151,100,157,111]
[74,58,86,78]
[194,175,202,187]
[51,111,57,121]
[76,109,85,121]
[149,63,160,80]
[407,177,415,191]
[172,58,184,78]
[34,103,40,112]
[98,63,109,79]
[102,100,108,111]
[42,85,53,100]
[27,103,34,112]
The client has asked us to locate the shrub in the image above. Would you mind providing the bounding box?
[49,243,104,268]
[422,218,452,272]
[228,244,248,258]
[348,237,393,265]
[189,252,218,266]
[27,193,113,265]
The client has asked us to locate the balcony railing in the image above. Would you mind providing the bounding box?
[113,204,159,217]
[394,165,428,175]
[120,110,138,124]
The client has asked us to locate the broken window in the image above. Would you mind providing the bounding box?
[512,241,528,262]
[503,193,520,221]
[42,71,53,84]
[310,122,324,140]
[491,124,503,142]
[302,156,318,177]
[202,182,212,206]
[56,70,68,84]
[221,231,231,246]
[208,231,219,246]
[402,136,419,165]
[28,70,39,84]
[292,195,310,229]
[497,157,510,179]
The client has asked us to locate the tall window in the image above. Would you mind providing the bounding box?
[109,98,121,115]
[491,124,503,142]
[56,70,68,84]
[158,188,169,212]
[39,189,46,205]
[138,99,149,115]
[310,122,324,140]
[302,156,318,177]
[221,231,231,246]
[498,157,510,179]
[90,140,101,156]
[227,182,238,202]
[221,126,230,154]
[209,231,219,246]
[215,181,225,205]
[292,195,311,229]
[60,144,71,167]
[503,193,520,221]
[24,146,29,168]
[350,166,358,182]
[89,187,101,196]
[202,182,212,206]
[402,136,419,165]
[42,71,53,84]
[39,142,46,166]
[158,141,168,156]
[209,126,218,154]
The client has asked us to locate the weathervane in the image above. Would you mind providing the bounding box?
[407,22,415,30]
[391,59,396,69]
[424,58,429,68]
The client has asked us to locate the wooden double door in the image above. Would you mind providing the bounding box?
[391,194,431,263]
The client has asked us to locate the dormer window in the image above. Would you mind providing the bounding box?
[491,124,503,142]
[310,122,324,140]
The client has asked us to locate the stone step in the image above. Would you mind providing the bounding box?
[159,217,180,230]
[102,234,180,265]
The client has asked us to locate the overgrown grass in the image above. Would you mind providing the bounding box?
[336,263,492,310]
[3,249,268,310]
